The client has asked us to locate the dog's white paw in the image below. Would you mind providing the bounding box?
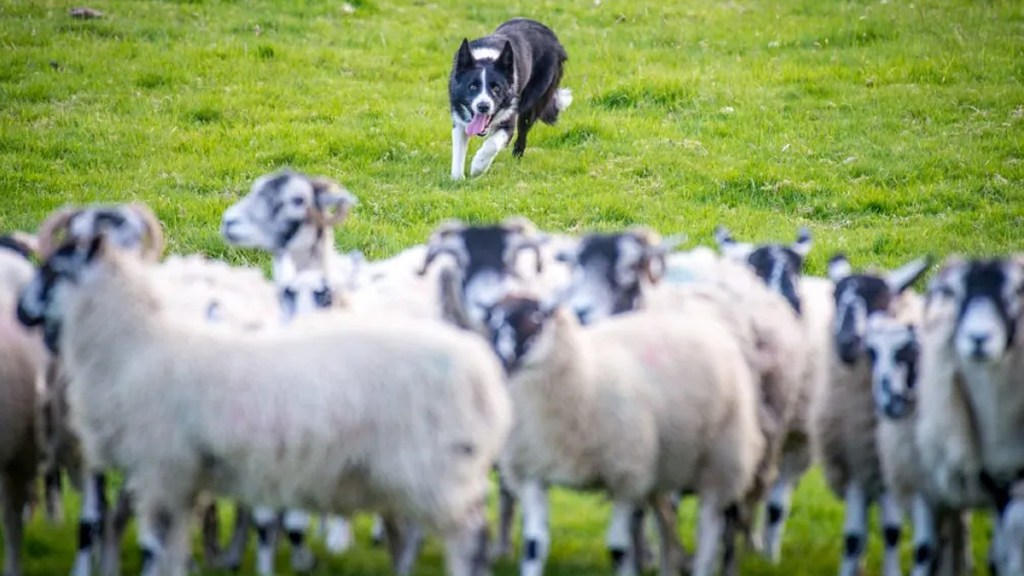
[555,88,573,112]
[470,153,496,177]
[451,169,465,180]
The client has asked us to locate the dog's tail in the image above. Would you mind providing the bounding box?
[540,88,572,125]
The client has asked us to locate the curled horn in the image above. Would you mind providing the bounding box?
[127,203,165,261]
[503,216,544,275]
[36,206,82,260]
[627,227,666,284]
[418,219,466,276]
[308,177,356,228]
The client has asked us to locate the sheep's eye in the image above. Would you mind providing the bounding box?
[290,197,305,207]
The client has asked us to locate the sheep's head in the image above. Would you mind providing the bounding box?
[419,216,547,328]
[17,235,111,353]
[37,203,164,261]
[714,225,811,315]
[221,170,357,253]
[828,253,932,366]
[929,256,1024,364]
[557,228,683,325]
[485,295,559,373]
[864,315,920,420]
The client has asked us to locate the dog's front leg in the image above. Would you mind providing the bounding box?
[470,127,511,177]
[451,125,469,180]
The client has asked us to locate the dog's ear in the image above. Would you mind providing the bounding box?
[455,39,474,72]
[496,40,515,76]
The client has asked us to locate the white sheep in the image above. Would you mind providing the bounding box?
[0,234,48,576]
[21,236,511,576]
[812,253,931,576]
[485,294,764,576]
[916,255,1024,576]
[559,229,809,570]
[712,225,828,562]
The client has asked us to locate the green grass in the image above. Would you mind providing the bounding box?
[1,0,1021,574]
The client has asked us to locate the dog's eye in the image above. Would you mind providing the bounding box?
[290,197,305,207]
[489,83,502,94]
[469,81,480,91]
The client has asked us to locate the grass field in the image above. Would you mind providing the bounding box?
[1,0,1022,574]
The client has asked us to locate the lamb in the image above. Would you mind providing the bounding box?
[863,303,942,576]
[18,235,511,576]
[712,225,825,562]
[916,255,1024,575]
[484,294,764,576]
[0,233,48,576]
[812,253,931,576]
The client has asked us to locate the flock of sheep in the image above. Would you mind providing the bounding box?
[1,168,1022,576]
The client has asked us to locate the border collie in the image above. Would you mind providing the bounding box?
[448,18,572,179]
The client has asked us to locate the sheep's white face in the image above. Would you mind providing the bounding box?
[422,221,543,328]
[864,315,919,420]
[828,254,931,366]
[278,269,334,322]
[715,225,811,315]
[931,259,1023,364]
[485,296,555,373]
[559,233,652,325]
[17,238,105,353]
[221,170,356,253]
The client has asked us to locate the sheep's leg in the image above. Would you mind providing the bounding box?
[251,506,279,576]
[720,504,743,576]
[321,514,352,555]
[199,501,220,565]
[762,474,795,562]
[442,500,490,576]
[44,468,64,524]
[383,515,423,576]
[935,508,969,576]
[212,503,250,571]
[519,481,550,576]
[72,473,106,576]
[1,472,29,576]
[648,493,689,576]
[370,514,385,546]
[881,492,904,576]
[909,495,935,576]
[606,501,640,576]
[138,504,189,576]
[839,483,869,576]
[692,498,726,576]
[282,509,316,572]
[100,486,133,576]
[493,474,516,559]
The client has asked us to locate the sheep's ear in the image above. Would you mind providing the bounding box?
[792,227,813,260]
[714,225,753,261]
[886,255,932,294]
[455,38,474,72]
[827,253,852,282]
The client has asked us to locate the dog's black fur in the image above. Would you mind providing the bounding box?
[449,18,569,176]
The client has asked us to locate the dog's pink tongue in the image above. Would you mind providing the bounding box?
[466,114,488,136]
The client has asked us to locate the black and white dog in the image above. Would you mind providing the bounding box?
[449,18,572,179]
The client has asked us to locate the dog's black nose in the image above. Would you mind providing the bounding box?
[476,102,491,114]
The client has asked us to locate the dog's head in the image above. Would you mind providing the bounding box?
[449,39,516,137]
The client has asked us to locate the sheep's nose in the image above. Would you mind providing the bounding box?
[836,334,862,365]
[575,307,593,325]
[970,333,990,359]
[475,101,491,114]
